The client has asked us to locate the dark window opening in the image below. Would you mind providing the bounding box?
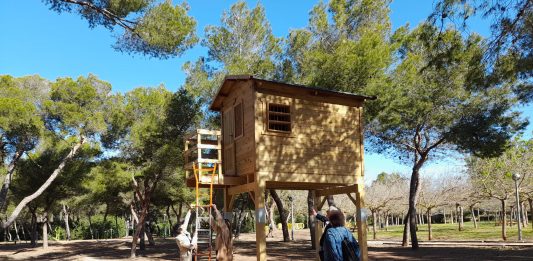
[267,103,291,133]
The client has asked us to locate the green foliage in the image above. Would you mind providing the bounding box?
[367,24,527,161]
[183,1,281,123]
[69,215,127,240]
[282,0,393,96]
[0,75,45,160]
[430,0,532,103]
[11,136,100,209]
[117,2,198,58]
[84,160,131,214]
[44,0,197,58]
[45,74,111,138]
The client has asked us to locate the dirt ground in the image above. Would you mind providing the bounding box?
[1,230,533,260]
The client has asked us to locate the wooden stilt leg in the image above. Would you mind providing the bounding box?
[255,181,267,261]
[313,193,323,261]
[355,183,368,261]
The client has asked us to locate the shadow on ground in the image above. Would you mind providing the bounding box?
[2,235,533,260]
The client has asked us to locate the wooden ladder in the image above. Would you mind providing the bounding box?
[193,163,218,261]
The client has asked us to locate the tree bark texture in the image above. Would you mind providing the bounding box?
[407,166,422,249]
[270,189,289,242]
[2,138,85,229]
[42,211,48,249]
[63,204,71,240]
[401,214,409,246]
[427,209,432,241]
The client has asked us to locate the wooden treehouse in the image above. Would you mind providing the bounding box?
[184,75,375,261]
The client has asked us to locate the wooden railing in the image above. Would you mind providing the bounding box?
[184,129,222,182]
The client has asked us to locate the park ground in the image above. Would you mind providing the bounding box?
[1,223,533,260]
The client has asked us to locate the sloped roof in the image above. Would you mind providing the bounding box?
[209,75,377,111]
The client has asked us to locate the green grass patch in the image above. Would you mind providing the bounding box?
[368,221,533,241]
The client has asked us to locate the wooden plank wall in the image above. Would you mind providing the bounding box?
[255,92,361,185]
[221,80,256,176]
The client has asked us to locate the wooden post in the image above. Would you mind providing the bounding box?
[224,187,234,219]
[254,180,267,261]
[355,183,368,261]
[356,107,368,261]
[313,193,323,261]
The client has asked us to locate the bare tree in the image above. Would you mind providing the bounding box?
[418,175,462,240]
[366,175,406,239]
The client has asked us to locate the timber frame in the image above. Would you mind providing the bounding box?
[185,75,374,261]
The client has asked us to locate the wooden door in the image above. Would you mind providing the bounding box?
[223,108,236,175]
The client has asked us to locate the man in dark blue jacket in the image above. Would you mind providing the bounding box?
[323,210,360,261]
[312,206,338,261]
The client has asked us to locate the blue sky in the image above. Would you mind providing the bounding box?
[1,1,531,183]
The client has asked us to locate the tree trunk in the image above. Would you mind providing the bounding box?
[385,212,389,231]
[326,195,336,207]
[443,209,447,224]
[115,215,119,239]
[451,210,454,224]
[270,189,290,242]
[527,198,533,229]
[63,204,71,240]
[521,202,527,228]
[307,190,316,250]
[471,206,478,229]
[269,201,276,230]
[0,150,23,213]
[401,214,409,246]
[21,222,27,242]
[2,138,85,229]
[177,202,183,223]
[14,220,21,242]
[103,203,109,224]
[501,199,507,240]
[88,212,94,240]
[139,224,145,251]
[372,211,377,240]
[42,212,48,249]
[30,209,37,247]
[406,163,422,249]
[146,218,155,246]
[131,189,152,258]
[427,209,432,241]
[165,205,172,236]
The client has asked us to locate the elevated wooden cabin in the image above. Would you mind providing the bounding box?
[184,75,375,261]
[210,75,374,188]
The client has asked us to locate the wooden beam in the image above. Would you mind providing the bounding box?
[221,176,247,186]
[317,196,327,210]
[346,193,357,206]
[228,182,256,196]
[265,181,346,190]
[248,191,256,206]
[316,184,357,197]
[255,81,365,108]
